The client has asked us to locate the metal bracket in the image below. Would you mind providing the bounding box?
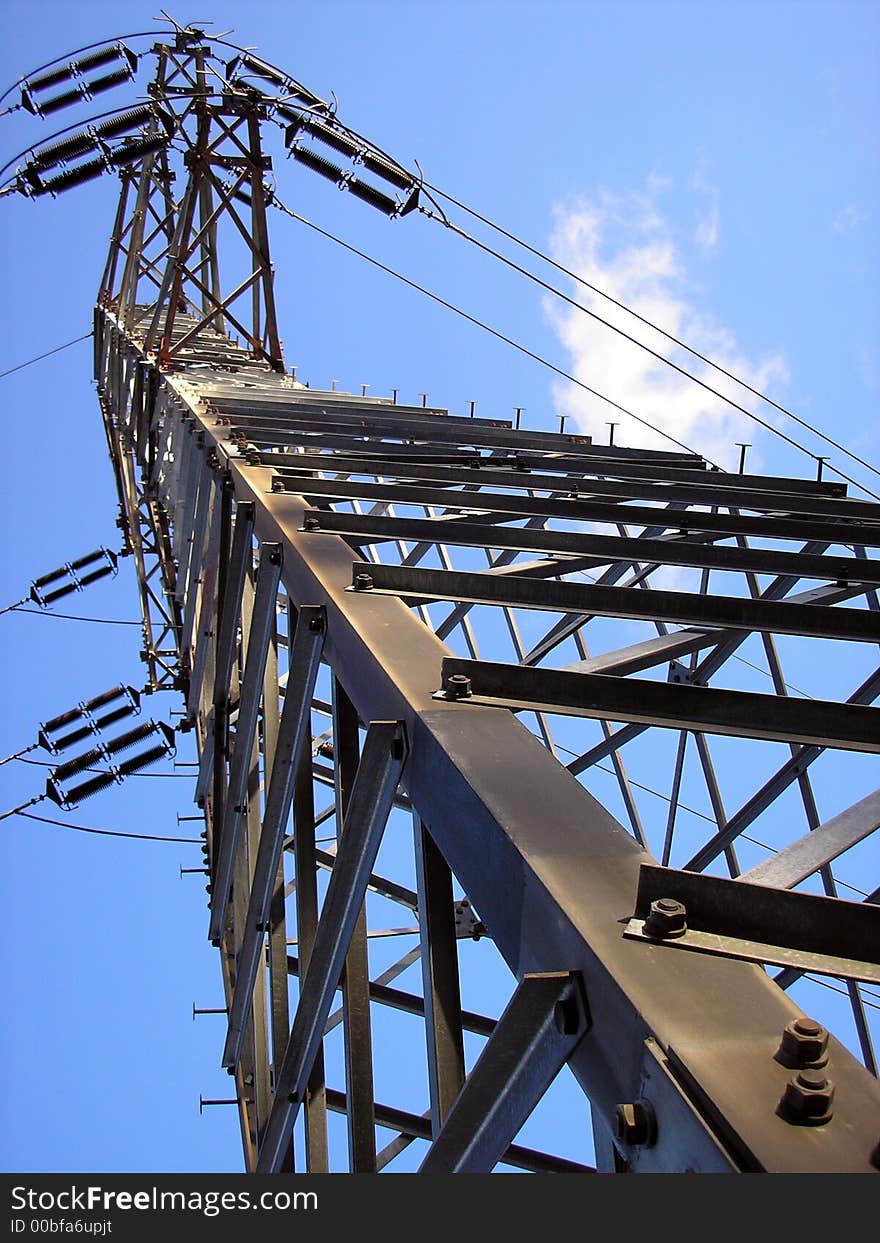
[624,863,880,984]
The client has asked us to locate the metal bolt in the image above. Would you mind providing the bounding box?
[192,1005,227,1020]
[303,516,320,531]
[779,1069,835,1126]
[614,1101,657,1147]
[445,673,472,700]
[776,1016,829,1069]
[353,572,373,591]
[643,897,687,940]
[199,1095,241,1115]
[271,478,284,492]
[308,616,325,633]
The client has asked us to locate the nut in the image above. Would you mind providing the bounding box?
[643,897,687,940]
[776,1016,829,1069]
[778,1070,835,1126]
[303,516,320,531]
[615,1101,657,1147]
[353,572,373,591]
[444,673,472,700]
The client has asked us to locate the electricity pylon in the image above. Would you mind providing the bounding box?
[15,26,880,1171]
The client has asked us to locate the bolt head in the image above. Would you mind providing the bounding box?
[353,572,373,591]
[643,897,687,940]
[303,516,320,531]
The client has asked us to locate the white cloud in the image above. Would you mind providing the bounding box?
[691,172,720,252]
[833,204,866,234]
[544,184,788,469]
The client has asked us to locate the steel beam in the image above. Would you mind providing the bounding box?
[209,543,283,942]
[273,451,876,519]
[221,605,326,1067]
[284,476,880,546]
[292,695,329,1171]
[256,720,408,1173]
[419,972,589,1173]
[357,563,879,643]
[298,509,880,585]
[740,789,880,890]
[212,500,255,701]
[626,864,880,983]
[413,816,467,1135]
[333,678,378,1173]
[437,657,880,753]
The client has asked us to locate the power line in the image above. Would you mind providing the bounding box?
[274,199,880,501]
[15,809,200,844]
[9,606,141,626]
[272,199,711,462]
[421,181,880,488]
[0,333,92,381]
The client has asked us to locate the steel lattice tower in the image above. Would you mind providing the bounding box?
[22,28,879,1172]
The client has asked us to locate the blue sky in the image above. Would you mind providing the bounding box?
[0,0,877,1173]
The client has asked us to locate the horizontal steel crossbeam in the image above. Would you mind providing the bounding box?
[438,657,880,752]
[356,562,880,643]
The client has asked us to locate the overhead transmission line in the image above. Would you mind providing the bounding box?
[15,809,200,844]
[415,198,880,501]
[272,198,710,463]
[9,607,141,625]
[228,40,879,493]
[420,180,880,487]
[231,46,879,497]
[0,332,92,381]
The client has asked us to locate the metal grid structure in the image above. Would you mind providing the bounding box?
[22,28,880,1171]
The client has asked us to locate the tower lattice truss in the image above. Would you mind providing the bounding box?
[85,31,879,1173]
